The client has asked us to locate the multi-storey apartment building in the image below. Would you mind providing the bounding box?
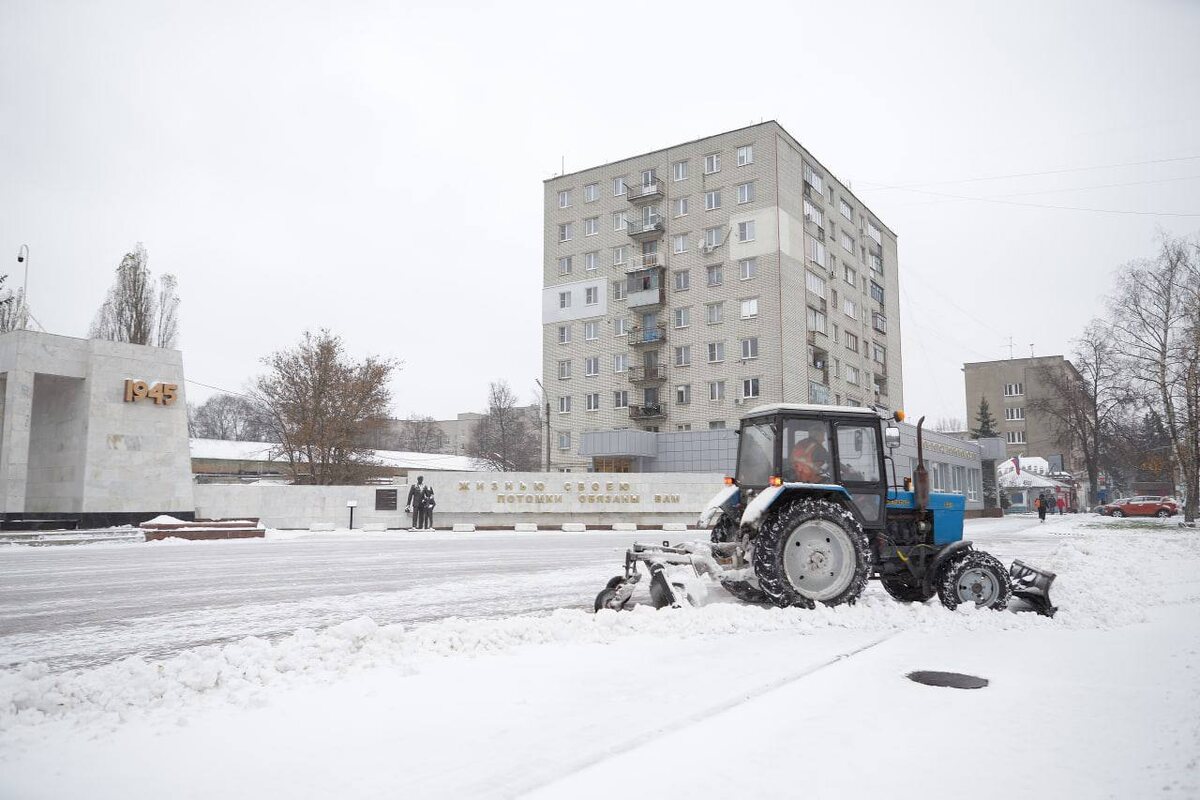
[963,355,1082,470]
[543,121,903,471]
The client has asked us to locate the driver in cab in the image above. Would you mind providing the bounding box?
[787,421,831,483]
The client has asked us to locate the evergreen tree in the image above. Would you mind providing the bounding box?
[971,397,999,438]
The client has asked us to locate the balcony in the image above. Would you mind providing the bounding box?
[627,285,665,309]
[626,178,664,204]
[628,325,666,347]
[629,403,667,421]
[628,365,666,384]
[624,252,664,273]
[627,216,665,242]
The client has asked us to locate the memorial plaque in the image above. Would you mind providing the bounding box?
[375,489,398,511]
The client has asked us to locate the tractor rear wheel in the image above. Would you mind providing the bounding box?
[880,578,935,603]
[937,550,1012,611]
[753,499,871,609]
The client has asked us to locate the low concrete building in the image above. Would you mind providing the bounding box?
[0,330,193,526]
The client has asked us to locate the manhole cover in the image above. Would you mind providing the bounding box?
[906,671,989,689]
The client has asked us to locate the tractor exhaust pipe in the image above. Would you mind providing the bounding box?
[914,415,930,513]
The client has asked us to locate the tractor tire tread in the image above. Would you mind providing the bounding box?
[936,550,1012,611]
[753,499,870,609]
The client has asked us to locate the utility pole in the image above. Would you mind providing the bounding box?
[16,245,29,330]
[1005,337,1015,359]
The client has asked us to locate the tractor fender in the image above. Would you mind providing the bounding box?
[698,484,741,529]
[921,540,974,596]
[740,483,853,532]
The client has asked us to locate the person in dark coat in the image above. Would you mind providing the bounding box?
[420,485,436,530]
[1036,494,1047,523]
[405,476,425,530]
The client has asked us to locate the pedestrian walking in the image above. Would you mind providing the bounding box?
[420,485,436,530]
[1035,495,1046,523]
[1056,496,1065,515]
[405,475,425,530]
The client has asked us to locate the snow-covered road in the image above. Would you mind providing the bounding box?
[1,514,1197,799]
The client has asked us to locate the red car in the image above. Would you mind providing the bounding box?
[1099,496,1178,518]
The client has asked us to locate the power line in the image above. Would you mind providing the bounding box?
[185,378,256,402]
[858,154,1200,191]
[860,182,1200,217]
[890,173,1200,208]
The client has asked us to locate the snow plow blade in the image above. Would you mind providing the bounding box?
[1009,560,1057,617]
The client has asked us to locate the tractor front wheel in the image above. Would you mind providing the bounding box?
[937,550,1012,611]
[880,578,935,603]
[753,499,871,608]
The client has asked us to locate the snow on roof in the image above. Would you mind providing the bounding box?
[740,403,882,419]
[189,439,490,472]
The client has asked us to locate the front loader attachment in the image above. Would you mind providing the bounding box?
[1009,560,1057,617]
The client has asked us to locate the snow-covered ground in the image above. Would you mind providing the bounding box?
[1,514,1197,799]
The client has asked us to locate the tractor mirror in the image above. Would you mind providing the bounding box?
[884,426,901,450]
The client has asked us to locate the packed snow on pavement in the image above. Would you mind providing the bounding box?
[0,514,1197,799]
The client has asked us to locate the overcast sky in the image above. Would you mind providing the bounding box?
[2,0,1198,427]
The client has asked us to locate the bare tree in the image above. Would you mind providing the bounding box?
[399,414,448,453]
[191,393,272,441]
[89,244,181,347]
[251,329,399,485]
[933,417,965,433]
[0,276,28,333]
[1109,234,1200,521]
[1028,321,1127,506]
[468,381,539,471]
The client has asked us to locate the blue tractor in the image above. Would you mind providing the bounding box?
[595,404,1056,616]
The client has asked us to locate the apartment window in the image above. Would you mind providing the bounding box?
[840,231,854,254]
[844,265,856,286]
[558,189,571,208]
[707,301,724,324]
[675,345,692,367]
[1005,407,1025,420]
[740,298,759,319]
[615,319,631,337]
[612,211,627,231]
[557,325,571,344]
[674,307,690,328]
[584,356,599,376]
[676,384,691,405]
[707,341,725,363]
[559,291,571,309]
[872,342,886,363]
[1005,430,1026,444]
[804,199,824,227]
[613,352,629,371]
[742,377,760,399]
[584,217,599,236]
[803,163,824,193]
[843,298,857,320]
[839,198,853,220]
[584,320,599,340]
[705,189,721,211]
[674,270,690,291]
[741,336,759,360]
[584,251,598,271]
[1004,383,1025,397]
[704,153,720,174]
[872,312,887,333]
[557,360,572,379]
[807,237,827,267]
[736,145,754,166]
[641,168,656,186]
[704,226,721,249]
[612,280,626,301]
[707,265,724,287]
[584,183,599,202]
[870,281,885,304]
[737,182,755,204]
[613,245,628,265]
[613,177,627,196]
[558,223,573,242]
[709,380,726,401]
[673,234,688,254]
[806,270,826,296]
[867,221,883,244]
[558,431,571,449]
[807,306,827,333]
[673,197,689,217]
[613,389,629,409]
[709,420,727,430]
[557,256,573,275]
[737,220,756,242]
[845,331,859,352]
[586,392,600,411]
[673,160,688,181]
[676,424,692,432]
[585,286,598,305]
[739,257,757,280]
[846,365,860,386]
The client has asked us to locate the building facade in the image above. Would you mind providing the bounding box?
[368,407,542,457]
[543,121,904,471]
[963,355,1082,469]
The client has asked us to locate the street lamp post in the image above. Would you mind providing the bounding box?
[15,245,29,329]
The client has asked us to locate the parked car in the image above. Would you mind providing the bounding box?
[1098,496,1178,518]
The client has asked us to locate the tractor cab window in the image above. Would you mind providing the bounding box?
[782,419,832,483]
[736,421,776,487]
[835,424,880,483]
